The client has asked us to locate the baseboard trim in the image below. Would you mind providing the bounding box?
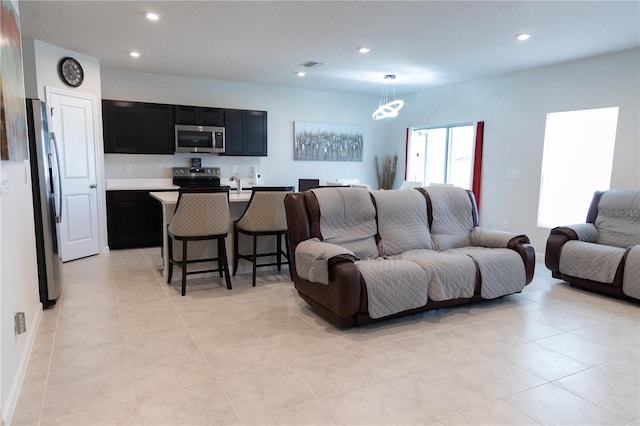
[1,302,43,426]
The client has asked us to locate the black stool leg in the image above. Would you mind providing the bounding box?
[233,226,239,276]
[252,235,258,287]
[220,237,232,290]
[217,238,223,277]
[276,233,282,271]
[181,240,188,296]
[167,234,174,283]
[284,232,293,281]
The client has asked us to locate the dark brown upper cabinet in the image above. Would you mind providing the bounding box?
[223,109,267,156]
[103,100,174,154]
[174,105,225,127]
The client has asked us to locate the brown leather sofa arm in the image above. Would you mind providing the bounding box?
[285,193,311,244]
[507,235,531,249]
[295,258,362,322]
[328,254,358,266]
[330,261,363,319]
[544,227,578,273]
[512,243,536,284]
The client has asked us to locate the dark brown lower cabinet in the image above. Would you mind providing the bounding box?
[106,190,166,249]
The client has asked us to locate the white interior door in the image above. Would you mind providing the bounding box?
[46,88,100,261]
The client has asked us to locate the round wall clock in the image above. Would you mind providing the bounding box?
[58,57,84,87]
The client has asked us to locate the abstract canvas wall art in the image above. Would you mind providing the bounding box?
[1,0,29,161]
[294,121,363,161]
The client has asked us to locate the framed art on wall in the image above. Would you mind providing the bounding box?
[294,121,363,161]
[1,0,29,161]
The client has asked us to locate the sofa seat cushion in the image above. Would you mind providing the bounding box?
[423,186,474,250]
[393,249,476,301]
[312,187,379,259]
[371,189,433,256]
[559,241,626,283]
[448,247,526,298]
[356,259,430,319]
[623,245,640,299]
[595,190,640,248]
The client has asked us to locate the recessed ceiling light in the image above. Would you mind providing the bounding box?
[296,71,306,77]
[130,51,141,58]
[516,33,531,41]
[358,47,370,54]
[146,12,160,21]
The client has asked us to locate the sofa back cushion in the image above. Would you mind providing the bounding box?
[372,189,433,256]
[595,190,640,248]
[311,187,379,259]
[422,186,475,250]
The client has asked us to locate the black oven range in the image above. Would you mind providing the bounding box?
[172,167,221,187]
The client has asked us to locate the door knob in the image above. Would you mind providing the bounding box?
[89,184,97,189]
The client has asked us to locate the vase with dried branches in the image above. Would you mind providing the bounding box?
[374,154,397,190]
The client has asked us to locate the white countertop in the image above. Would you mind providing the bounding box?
[149,191,252,204]
[106,178,178,191]
[106,178,253,191]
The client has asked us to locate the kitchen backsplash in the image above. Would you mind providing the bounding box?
[104,153,262,183]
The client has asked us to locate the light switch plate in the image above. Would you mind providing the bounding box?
[506,169,520,179]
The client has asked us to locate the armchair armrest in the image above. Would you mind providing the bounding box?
[545,223,598,274]
[554,223,599,243]
[295,238,356,284]
[470,227,530,248]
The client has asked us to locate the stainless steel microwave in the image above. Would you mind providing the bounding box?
[175,124,225,154]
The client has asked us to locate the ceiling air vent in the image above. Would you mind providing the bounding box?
[301,60,325,69]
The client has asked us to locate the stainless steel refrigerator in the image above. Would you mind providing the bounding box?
[26,99,63,308]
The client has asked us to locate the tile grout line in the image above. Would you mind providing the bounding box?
[35,294,62,426]
[149,248,247,423]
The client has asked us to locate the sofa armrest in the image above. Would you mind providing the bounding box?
[545,223,599,274]
[295,238,356,284]
[469,227,535,284]
[514,243,536,284]
[558,223,599,242]
[470,227,530,248]
[285,193,311,245]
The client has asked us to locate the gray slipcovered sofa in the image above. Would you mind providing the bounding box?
[284,186,535,326]
[545,189,640,302]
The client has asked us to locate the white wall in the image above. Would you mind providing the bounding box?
[388,48,640,255]
[0,160,41,423]
[0,4,42,422]
[100,69,390,188]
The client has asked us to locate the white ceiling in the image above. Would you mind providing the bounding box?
[19,1,640,96]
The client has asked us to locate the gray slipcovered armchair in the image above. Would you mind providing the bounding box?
[545,189,640,302]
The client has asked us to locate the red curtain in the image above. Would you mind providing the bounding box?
[472,121,484,211]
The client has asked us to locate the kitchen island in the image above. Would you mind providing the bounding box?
[150,190,261,283]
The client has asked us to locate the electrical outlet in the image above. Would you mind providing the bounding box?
[15,312,26,335]
[125,164,133,173]
[155,165,163,173]
[503,220,509,230]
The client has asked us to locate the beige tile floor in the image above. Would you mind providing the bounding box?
[11,248,640,426]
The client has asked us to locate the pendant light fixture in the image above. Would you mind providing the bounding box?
[372,74,404,120]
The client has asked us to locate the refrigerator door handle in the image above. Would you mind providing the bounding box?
[50,133,63,224]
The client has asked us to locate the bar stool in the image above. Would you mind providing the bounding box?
[233,186,294,286]
[167,186,232,295]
